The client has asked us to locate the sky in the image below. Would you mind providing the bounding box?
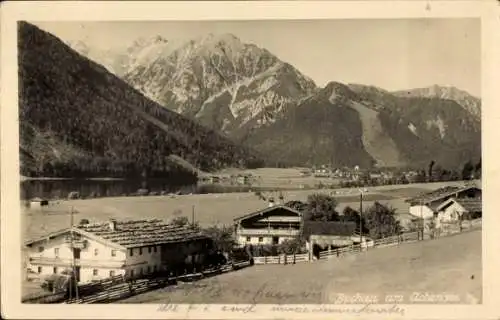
[33,19,481,97]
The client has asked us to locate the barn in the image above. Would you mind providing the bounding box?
[405,185,481,220]
[435,198,482,222]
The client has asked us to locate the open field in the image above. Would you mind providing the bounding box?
[22,180,477,241]
[119,229,482,304]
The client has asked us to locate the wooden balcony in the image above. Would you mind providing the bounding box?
[236,228,300,237]
[29,257,126,268]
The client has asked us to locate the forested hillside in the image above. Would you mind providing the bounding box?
[18,22,264,179]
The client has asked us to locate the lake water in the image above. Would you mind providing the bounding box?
[20,179,271,200]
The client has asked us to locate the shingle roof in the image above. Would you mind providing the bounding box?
[25,219,210,249]
[302,221,357,238]
[405,185,480,205]
[76,219,209,249]
[457,199,482,212]
[233,205,302,223]
[436,197,482,213]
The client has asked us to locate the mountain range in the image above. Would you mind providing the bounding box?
[19,22,263,179]
[22,23,481,176]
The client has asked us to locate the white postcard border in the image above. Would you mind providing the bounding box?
[1,1,499,319]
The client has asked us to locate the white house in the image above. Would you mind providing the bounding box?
[233,204,302,246]
[406,185,482,220]
[29,197,49,209]
[435,198,482,223]
[24,219,212,284]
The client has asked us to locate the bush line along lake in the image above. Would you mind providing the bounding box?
[21,177,333,200]
[21,179,262,200]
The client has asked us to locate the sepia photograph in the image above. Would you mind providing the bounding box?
[1,1,499,319]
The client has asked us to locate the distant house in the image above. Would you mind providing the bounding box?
[405,185,481,220]
[435,198,482,222]
[233,204,302,246]
[313,168,331,177]
[302,221,357,260]
[208,176,220,184]
[24,219,213,284]
[29,197,49,209]
[236,175,250,185]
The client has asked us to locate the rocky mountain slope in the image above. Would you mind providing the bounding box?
[121,33,318,134]
[67,35,172,78]
[19,22,263,179]
[64,33,481,170]
[392,85,481,121]
[348,84,481,168]
[238,82,481,168]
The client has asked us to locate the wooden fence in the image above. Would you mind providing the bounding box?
[428,218,482,239]
[65,262,249,304]
[24,261,247,304]
[319,231,418,260]
[250,219,481,263]
[22,274,126,304]
[253,253,309,265]
[319,218,482,260]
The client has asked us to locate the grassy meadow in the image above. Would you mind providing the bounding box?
[119,229,482,304]
[22,176,472,242]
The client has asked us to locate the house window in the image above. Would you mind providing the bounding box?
[258,237,263,243]
[38,246,44,253]
[53,267,58,274]
[153,265,157,272]
[37,266,42,274]
[54,248,59,257]
[139,268,143,275]
[147,266,151,273]
[148,246,152,254]
[93,269,98,276]
[139,247,142,255]
[246,236,251,242]
[111,250,117,257]
[153,246,157,253]
[129,248,134,256]
[109,270,115,277]
[94,248,99,256]
[130,270,135,277]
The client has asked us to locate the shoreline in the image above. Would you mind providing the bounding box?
[19,179,477,204]
[21,176,125,182]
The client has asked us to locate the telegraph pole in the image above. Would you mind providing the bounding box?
[420,199,424,241]
[192,205,195,228]
[69,207,73,300]
[359,190,363,247]
[69,206,79,300]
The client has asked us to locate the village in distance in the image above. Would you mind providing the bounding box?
[19,20,483,305]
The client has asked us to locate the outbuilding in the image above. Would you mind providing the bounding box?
[30,197,49,209]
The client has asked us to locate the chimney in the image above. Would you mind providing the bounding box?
[268,198,275,208]
[109,219,117,231]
